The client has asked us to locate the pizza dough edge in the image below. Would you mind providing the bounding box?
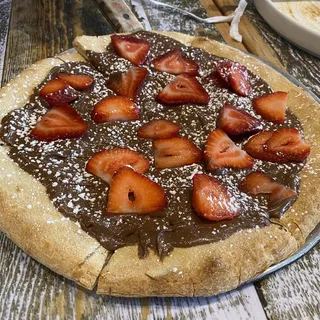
[0,53,110,290]
[74,31,320,296]
[0,31,317,297]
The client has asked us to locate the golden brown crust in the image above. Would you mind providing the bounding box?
[97,225,296,297]
[0,54,109,290]
[74,31,320,296]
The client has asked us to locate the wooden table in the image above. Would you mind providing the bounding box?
[0,0,319,318]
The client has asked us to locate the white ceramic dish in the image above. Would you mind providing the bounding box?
[254,0,320,58]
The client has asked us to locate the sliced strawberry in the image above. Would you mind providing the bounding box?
[153,137,202,169]
[30,104,88,141]
[228,66,251,97]
[240,172,279,195]
[265,128,310,162]
[244,131,284,163]
[205,129,254,170]
[269,184,297,217]
[253,91,288,124]
[215,60,233,86]
[107,67,148,100]
[92,96,139,123]
[192,174,240,221]
[137,119,180,139]
[217,103,262,135]
[152,49,199,76]
[204,71,230,89]
[39,79,80,106]
[216,60,251,97]
[57,73,94,90]
[240,172,297,217]
[107,167,167,214]
[111,35,150,66]
[156,73,209,105]
[86,148,150,184]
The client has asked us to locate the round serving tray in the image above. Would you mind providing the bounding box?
[254,0,320,58]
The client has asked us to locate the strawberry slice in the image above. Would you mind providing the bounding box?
[240,172,297,217]
[92,96,139,123]
[217,103,262,135]
[204,71,230,89]
[240,171,280,195]
[253,91,288,124]
[30,104,88,141]
[205,129,254,170]
[156,73,209,105]
[216,60,251,96]
[244,131,284,163]
[111,35,150,66]
[153,137,202,169]
[57,73,94,90]
[107,167,167,214]
[152,49,199,76]
[39,79,80,106]
[107,67,148,100]
[265,128,310,162]
[228,66,251,97]
[192,174,240,221]
[86,148,150,184]
[137,119,180,139]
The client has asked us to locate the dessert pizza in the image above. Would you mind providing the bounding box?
[0,31,319,297]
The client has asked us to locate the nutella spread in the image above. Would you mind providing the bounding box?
[0,31,304,258]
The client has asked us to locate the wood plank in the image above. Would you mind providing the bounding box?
[1,0,113,84]
[256,244,320,320]
[199,0,247,51]
[211,0,284,69]
[0,0,11,83]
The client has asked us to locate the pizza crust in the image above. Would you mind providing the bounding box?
[0,32,318,297]
[0,53,109,290]
[73,32,320,296]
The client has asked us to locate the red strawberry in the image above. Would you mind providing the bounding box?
[204,71,230,89]
[92,96,139,123]
[137,119,180,139]
[153,137,202,169]
[253,91,288,124]
[240,172,280,195]
[217,103,262,135]
[152,49,199,76]
[269,184,297,217]
[215,60,233,86]
[192,174,240,221]
[57,73,94,90]
[265,128,310,162]
[111,35,150,66]
[107,167,167,214]
[240,172,297,217]
[39,79,80,106]
[30,104,88,141]
[228,66,251,97]
[86,148,150,184]
[107,67,148,100]
[244,131,284,163]
[216,60,251,97]
[205,129,254,170]
[156,73,209,105]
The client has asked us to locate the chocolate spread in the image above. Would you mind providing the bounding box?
[0,31,304,258]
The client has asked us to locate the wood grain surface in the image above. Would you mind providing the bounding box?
[0,0,319,319]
